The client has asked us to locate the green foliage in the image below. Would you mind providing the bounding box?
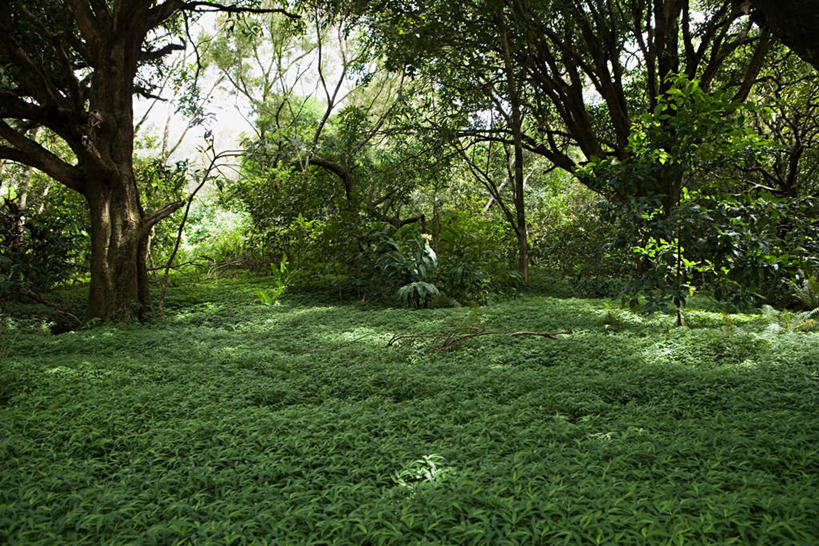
[183,198,254,271]
[375,232,439,307]
[397,281,440,309]
[528,174,626,278]
[788,273,819,310]
[376,233,438,285]
[701,194,819,308]
[133,156,190,261]
[1,278,818,543]
[585,75,807,313]
[392,454,453,490]
[436,212,521,304]
[761,305,819,333]
[0,197,86,298]
[369,216,522,307]
[256,255,296,306]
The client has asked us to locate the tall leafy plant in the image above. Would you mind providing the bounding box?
[586,75,766,324]
[375,232,440,308]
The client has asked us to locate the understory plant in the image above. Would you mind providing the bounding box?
[586,75,769,323]
[761,304,819,332]
[0,198,86,301]
[436,216,521,304]
[375,232,440,308]
[256,255,297,306]
[789,272,819,310]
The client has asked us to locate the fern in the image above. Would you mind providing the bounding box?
[764,305,819,332]
[788,275,819,309]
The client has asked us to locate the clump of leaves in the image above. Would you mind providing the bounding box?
[598,303,628,332]
[788,273,819,310]
[256,255,296,306]
[397,281,440,308]
[392,454,452,490]
[375,232,440,308]
[0,199,85,300]
[762,304,819,332]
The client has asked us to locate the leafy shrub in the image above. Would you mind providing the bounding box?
[435,213,521,303]
[397,281,440,308]
[376,233,438,286]
[0,199,86,299]
[374,232,440,307]
[788,273,819,310]
[761,304,819,333]
[528,175,627,278]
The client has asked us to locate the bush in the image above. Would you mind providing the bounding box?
[0,199,86,300]
[435,212,521,304]
[366,214,522,307]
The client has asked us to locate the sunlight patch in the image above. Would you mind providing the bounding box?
[392,454,453,490]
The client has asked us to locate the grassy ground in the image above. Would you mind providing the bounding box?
[1,278,818,544]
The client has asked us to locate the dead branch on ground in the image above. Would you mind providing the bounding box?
[387,326,573,353]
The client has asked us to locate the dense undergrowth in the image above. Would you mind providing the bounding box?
[1,278,818,543]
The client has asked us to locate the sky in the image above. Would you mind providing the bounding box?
[133,12,349,169]
[133,63,252,165]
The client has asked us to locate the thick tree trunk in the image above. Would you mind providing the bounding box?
[86,179,150,322]
[747,0,819,71]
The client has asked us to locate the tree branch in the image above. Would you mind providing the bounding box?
[143,200,185,232]
[0,123,84,194]
[140,42,186,62]
[183,1,300,18]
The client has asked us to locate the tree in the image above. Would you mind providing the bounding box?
[743,48,819,197]
[208,5,444,263]
[586,75,766,323]
[356,1,775,282]
[360,1,543,282]
[0,0,296,321]
[505,1,771,203]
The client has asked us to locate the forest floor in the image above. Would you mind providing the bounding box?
[1,277,818,543]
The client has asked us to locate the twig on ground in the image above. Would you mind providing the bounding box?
[387,326,573,352]
[206,260,246,279]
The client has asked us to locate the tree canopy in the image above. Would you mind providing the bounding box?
[1,0,817,321]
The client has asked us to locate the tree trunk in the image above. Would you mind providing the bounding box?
[498,12,529,283]
[517,226,529,283]
[512,144,528,283]
[85,172,152,322]
[747,0,819,71]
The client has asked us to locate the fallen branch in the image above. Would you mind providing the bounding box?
[148,259,212,272]
[387,326,573,353]
[205,259,246,279]
[509,330,572,339]
[18,287,81,326]
[437,329,573,351]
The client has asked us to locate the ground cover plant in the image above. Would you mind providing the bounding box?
[2,278,818,543]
